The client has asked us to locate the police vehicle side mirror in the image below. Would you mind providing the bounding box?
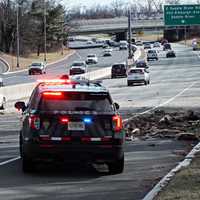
[15,101,26,112]
[114,102,120,110]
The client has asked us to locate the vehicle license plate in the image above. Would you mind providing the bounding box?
[68,122,85,131]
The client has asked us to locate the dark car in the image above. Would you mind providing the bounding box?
[69,67,86,75]
[111,63,127,78]
[163,43,171,51]
[166,50,176,58]
[136,60,149,69]
[15,78,125,174]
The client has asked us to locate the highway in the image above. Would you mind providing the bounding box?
[2,46,128,86]
[103,43,200,113]
[0,43,199,199]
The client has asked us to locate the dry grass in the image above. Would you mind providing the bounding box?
[136,34,163,42]
[155,153,200,200]
[0,48,74,72]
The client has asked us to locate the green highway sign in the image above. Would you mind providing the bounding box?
[164,5,200,26]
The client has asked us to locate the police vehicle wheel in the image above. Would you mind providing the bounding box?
[0,97,6,110]
[22,155,35,173]
[108,156,124,174]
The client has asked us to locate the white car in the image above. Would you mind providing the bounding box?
[0,94,6,110]
[103,49,112,56]
[69,61,87,76]
[127,68,150,86]
[119,41,128,50]
[135,41,143,46]
[86,54,98,64]
[28,62,46,75]
[147,49,158,61]
[153,42,160,48]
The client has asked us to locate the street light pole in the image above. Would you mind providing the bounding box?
[43,0,47,63]
[128,9,132,59]
[16,1,20,68]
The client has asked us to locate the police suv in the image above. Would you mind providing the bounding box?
[15,78,125,174]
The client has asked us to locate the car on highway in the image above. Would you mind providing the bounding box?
[135,41,143,46]
[111,63,127,78]
[163,43,171,51]
[102,43,109,48]
[119,41,128,50]
[103,49,112,56]
[153,42,160,48]
[166,50,176,58]
[136,60,149,69]
[143,43,151,49]
[127,67,150,86]
[0,93,6,109]
[109,40,119,47]
[0,76,4,87]
[28,62,46,75]
[86,40,93,45]
[15,78,125,174]
[147,49,158,61]
[69,61,87,75]
[86,54,98,64]
[161,39,168,45]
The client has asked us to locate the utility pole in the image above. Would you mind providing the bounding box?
[128,9,132,59]
[16,1,20,68]
[43,0,47,63]
[184,26,187,45]
[61,13,64,55]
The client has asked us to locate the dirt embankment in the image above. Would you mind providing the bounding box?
[124,110,200,142]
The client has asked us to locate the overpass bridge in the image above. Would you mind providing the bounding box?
[68,17,165,40]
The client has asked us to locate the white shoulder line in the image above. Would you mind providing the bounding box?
[142,142,200,200]
[0,156,20,166]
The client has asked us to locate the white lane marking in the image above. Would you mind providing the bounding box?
[75,52,82,59]
[3,75,20,80]
[123,81,196,123]
[0,156,20,166]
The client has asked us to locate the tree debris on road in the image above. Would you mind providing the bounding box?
[124,110,200,142]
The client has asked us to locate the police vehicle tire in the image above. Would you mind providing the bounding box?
[0,97,6,110]
[22,155,35,173]
[19,133,22,157]
[127,81,131,86]
[28,71,32,75]
[108,156,124,174]
[144,81,147,85]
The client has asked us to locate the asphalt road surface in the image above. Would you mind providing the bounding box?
[2,46,128,86]
[102,43,200,113]
[0,43,199,200]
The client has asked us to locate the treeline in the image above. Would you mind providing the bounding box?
[69,0,164,20]
[0,0,67,56]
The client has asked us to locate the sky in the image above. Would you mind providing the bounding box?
[62,0,199,9]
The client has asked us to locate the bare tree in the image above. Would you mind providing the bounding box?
[111,0,124,17]
[165,0,181,4]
